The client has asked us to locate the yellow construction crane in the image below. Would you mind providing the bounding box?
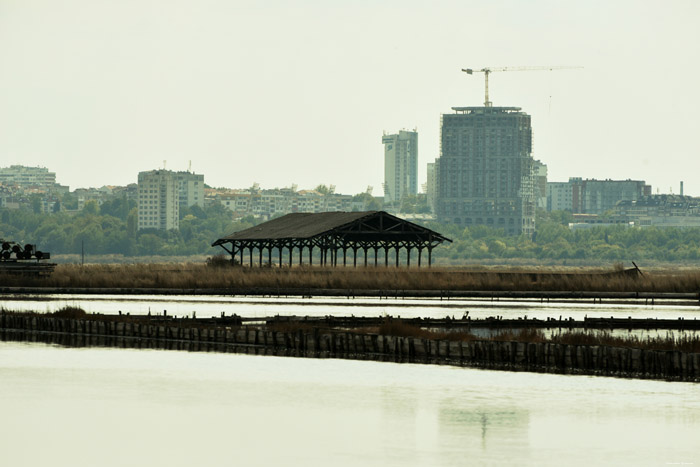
[462,66,582,107]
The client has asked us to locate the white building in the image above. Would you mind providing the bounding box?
[175,171,204,209]
[383,130,418,204]
[0,165,57,189]
[137,170,179,230]
[546,182,573,212]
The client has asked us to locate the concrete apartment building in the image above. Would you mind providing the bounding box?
[0,165,61,190]
[175,171,204,209]
[533,160,548,210]
[217,188,358,219]
[426,160,437,213]
[382,130,418,204]
[435,106,536,236]
[137,170,180,230]
[547,178,651,214]
[613,195,700,227]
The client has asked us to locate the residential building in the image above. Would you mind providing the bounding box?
[137,170,179,230]
[175,171,204,209]
[533,160,548,210]
[0,165,59,189]
[546,182,574,212]
[216,186,359,220]
[547,178,651,214]
[613,195,700,227]
[435,106,536,236]
[382,130,418,204]
[426,161,437,214]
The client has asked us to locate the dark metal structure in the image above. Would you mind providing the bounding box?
[212,211,451,267]
[0,240,55,276]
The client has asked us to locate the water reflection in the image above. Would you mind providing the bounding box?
[1,341,699,467]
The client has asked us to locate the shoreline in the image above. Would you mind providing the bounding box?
[2,311,699,382]
[2,286,700,306]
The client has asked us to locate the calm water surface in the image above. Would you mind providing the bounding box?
[5,294,700,320]
[1,341,699,467]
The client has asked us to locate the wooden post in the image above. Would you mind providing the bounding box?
[385,247,389,267]
[374,248,378,267]
[278,246,282,267]
[353,248,357,268]
[288,246,293,267]
[418,247,422,268]
[343,248,347,266]
[395,247,400,267]
[249,247,253,267]
[309,245,313,265]
[268,247,272,266]
[259,247,263,267]
[363,247,368,267]
[428,247,432,268]
[407,247,411,267]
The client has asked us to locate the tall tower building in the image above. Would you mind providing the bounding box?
[137,170,179,231]
[435,106,535,236]
[382,130,418,204]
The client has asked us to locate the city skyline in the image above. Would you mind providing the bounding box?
[1,1,698,196]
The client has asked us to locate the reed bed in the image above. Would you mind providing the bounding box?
[2,262,700,293]
[376,321,700,353]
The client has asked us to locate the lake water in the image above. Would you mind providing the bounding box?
[4,293,700,321]
[1,340,699,467]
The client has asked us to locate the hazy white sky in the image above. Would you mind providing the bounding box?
[1,0,698,195]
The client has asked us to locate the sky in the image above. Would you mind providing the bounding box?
[1,0,699,196]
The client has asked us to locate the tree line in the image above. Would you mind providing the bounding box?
[2,202,700,263]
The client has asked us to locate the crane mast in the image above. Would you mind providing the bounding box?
[462,66,582,107]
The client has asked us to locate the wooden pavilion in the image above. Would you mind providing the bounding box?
[212,211,451,267]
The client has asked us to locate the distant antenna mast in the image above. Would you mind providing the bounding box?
[188,160,192,172]
[461,66,583,107]
[163,160,167,170]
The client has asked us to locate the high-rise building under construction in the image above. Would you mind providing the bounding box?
[435,106,535,236]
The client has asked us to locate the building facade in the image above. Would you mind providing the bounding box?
[435,106,535,236]
[426,161,437,213]
[0,165,57,189]
[175,171,204,209]
[546,178,651,214]
[533,160,548,210]
[382,130,418,204]
[137,170,179,231]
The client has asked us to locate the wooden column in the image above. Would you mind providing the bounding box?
[395,247,400,267]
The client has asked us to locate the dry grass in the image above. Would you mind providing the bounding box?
[2,262,700,293]
[51,306,88,319]
[372,320,700,352]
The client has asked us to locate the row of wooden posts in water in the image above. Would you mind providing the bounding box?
[2,312,699,381]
